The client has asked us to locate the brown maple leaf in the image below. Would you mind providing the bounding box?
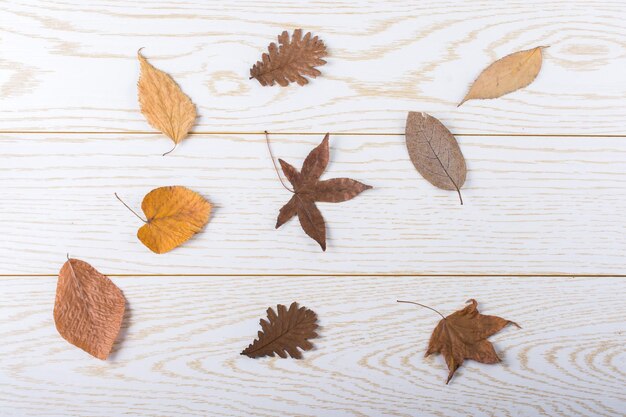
[399,299,520,384]
[250,29,327,87]
[272,133,372,251]
[241,302,318,359]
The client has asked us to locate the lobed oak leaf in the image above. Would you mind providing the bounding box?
[54,258,125,360]
[250,29,327,87]
[117,186,212,254]
[459,46,547,106]
[241,302,318,359]
[274,133,372,251]
[405,112,467,205]
[137,49,197,155]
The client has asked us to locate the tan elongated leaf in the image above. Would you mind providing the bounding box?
[459,46,546,106]
[137,50,197,155]
[399,299,519,384]
[250,29,327,87]
[241,302,318,359]
[405,112,466,204]
[54,258,125,360]
[273,133,372,250]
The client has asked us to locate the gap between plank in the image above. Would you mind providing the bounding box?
[2,274,625,278]
[1,131,626,138]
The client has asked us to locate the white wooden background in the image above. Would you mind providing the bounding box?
[0,1,625,416]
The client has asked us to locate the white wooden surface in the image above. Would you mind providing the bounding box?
[1,276,624,417]
[1,0,626,134]
[1,133,625,275]
[1,1,625,416]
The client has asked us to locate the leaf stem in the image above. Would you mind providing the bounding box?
[115,193,147,223]
[162,142,177,156]
[265,130,294,193]
[457,188,463,205]
[397,300,446,320]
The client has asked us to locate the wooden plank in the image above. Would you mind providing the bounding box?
[0,275,623,417]
[0,133,625,275]
[1,1,626,134]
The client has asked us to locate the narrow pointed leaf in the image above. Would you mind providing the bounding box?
[312,178,372,203]
[296,197,326,251]
[276,195,298,228]
[459,46,546,106]
[300,133,330,185]
[278,159,301,188]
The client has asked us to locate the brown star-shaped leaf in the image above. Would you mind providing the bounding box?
[276,133,372,251]
[424,299,520,384]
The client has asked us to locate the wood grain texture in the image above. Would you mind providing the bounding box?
[0,275,624,417]
[0,133,625,275]
[1,2,625,416]
[1,1,626,134]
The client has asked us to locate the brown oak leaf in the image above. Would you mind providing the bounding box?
[54,258,126,360]
[241,302,318,359]
[400,299,519,384]
[275,133,372,251]
[250,29,327,87]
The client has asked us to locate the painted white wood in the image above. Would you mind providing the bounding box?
[1,133,625,275]
[0,275,624,417]
[1,1,626,134]
[1,2,625,416]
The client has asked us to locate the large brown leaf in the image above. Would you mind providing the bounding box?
[137,49,197,155]
[250,29,327,87]
[274,133,372,250]
[54,258,125,360]
[241,302,318,359]
[459,46,546,106]
[401,299,519,384]
[405,112,466,204]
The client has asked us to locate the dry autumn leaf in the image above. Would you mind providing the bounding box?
[250,29,327,87]
[137,49,197,155]
[241,302,318,359]
[269,132,372,250]
[405,112,467,204]
[54,257,125,360]
[399,299,519,384]
[459,46,547,106]
[116,186,211,254]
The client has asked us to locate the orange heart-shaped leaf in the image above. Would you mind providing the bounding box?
[137,186,212,254]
